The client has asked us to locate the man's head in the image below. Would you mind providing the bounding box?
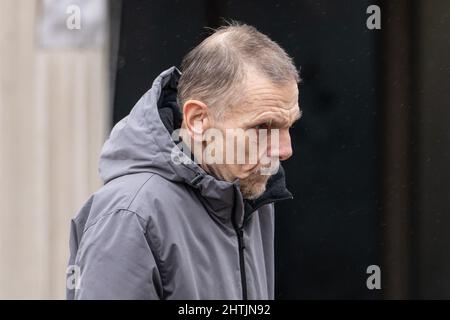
[177,23,301,199]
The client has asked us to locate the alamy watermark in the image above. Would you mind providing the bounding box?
[366,5,381,30]
[170,123,281,176]
[66,5,81,30]
[366,264,381,290]
[66,264,81,290]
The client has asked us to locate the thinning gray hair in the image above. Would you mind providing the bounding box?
[177,22,300,118]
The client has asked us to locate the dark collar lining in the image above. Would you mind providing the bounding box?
[243,165,293,218]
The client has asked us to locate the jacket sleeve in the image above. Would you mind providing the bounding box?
[70,210,163,300]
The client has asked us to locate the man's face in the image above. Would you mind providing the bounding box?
[207,73,301,199]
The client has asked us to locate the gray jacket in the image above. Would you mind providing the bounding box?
[67,67,292,300]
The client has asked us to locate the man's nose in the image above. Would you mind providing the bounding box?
[268,129,293,161]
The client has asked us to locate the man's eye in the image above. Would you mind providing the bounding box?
[254,122,271,130]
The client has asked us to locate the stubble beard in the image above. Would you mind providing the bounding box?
[239,166,273,200]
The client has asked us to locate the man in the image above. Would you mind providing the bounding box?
[67,23,301,300]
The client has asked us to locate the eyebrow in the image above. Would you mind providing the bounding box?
[244,106,302,128]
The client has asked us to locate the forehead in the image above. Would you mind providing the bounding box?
[234,74,299,114]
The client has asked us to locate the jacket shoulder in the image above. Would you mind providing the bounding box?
[126,173,192,220]
[73,172,196,241]
[74,172,156,229]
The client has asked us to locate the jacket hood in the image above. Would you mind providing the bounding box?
[99,67,292,220]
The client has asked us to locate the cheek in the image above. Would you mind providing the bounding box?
[221,129,264,169]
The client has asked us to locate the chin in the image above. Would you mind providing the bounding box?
[240,181,267,200]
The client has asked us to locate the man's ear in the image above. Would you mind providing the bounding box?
[182,100,212,141]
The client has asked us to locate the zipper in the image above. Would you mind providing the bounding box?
[230,185,247,300]
[234,196,292,300]
[235,226,247,300]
